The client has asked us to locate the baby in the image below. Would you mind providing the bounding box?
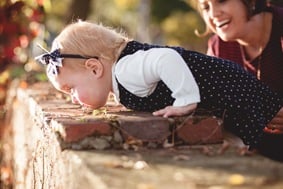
[36,21,283,161]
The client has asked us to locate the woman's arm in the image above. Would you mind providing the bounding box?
[267,107,283,131]
[148,48,200,117]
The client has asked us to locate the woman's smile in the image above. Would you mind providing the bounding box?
[214,19,231,28]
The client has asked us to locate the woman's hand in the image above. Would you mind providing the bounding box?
[267,107,283,129]
[152,103,197,118]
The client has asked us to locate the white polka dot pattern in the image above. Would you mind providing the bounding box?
[117,41,283,148]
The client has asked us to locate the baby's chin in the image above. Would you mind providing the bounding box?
[81,104,95,109]
[81,103,104,110]
[80,98,108,110]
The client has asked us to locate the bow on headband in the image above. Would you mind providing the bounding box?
[35,44,99,76]
[35,48,63,76]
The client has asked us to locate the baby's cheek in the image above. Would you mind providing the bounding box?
[79,90,108,108]
[78,94,93,105]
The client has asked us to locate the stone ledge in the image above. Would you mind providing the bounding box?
[22,82,223,150]
[6,80,283,189]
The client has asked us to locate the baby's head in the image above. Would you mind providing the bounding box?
[51,21,129,63]
[36,21,129,109]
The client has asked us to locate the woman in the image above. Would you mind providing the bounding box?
[195,0,283,137]
[195,0,283,96]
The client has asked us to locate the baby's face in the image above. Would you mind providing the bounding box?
[47,62,109,109]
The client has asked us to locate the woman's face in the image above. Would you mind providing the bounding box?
[198,0,249,41]
[47,60,109,109]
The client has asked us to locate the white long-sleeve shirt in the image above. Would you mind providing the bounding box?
[112,48,200,107]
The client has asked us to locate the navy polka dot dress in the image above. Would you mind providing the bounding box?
[116,41,283,148]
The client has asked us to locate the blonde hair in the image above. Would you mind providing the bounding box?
[52,21,130,64]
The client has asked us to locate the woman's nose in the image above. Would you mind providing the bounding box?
[209,5,221,18]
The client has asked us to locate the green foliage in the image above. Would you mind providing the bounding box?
[40,0,208,53]
[9,66,26,79]
[161,11,208,52]
[0,0,45,85]
[34,72,48,82]
[151,0,193,22]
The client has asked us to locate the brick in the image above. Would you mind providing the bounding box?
[51,120,112,143]
[115,111,171,142]
[176,115,223,145]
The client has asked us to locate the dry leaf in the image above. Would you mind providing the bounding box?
[228,174,245,186]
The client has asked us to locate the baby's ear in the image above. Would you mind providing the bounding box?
[84,58,103,77]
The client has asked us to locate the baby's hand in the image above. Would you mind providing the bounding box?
[152,103,197,118]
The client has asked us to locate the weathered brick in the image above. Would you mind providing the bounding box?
[51,120,112,143]
[176,116,223,145]
[20,82,224,147]
[115,112,171,142]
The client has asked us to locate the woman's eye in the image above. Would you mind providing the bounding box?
[200,4,209,11]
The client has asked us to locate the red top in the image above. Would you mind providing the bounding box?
[207,6,283,96]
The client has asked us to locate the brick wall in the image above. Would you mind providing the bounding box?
[6,81,225,189]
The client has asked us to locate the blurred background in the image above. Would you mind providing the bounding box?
[0,2,213,187]
[0,0,207,78]
[0,0,211,106]
[0,1,283,188]
[0,0,283,105]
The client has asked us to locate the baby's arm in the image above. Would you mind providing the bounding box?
[149,48,200,117]
[153,103,197,118]
[115,47,200,117]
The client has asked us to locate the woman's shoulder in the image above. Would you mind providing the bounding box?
[270,5,283,22]
[269,5,283,35]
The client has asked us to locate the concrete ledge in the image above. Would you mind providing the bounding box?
[6,81,283,189]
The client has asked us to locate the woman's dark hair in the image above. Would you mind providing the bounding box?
[252,0,268,15]
[241,0,268,17]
